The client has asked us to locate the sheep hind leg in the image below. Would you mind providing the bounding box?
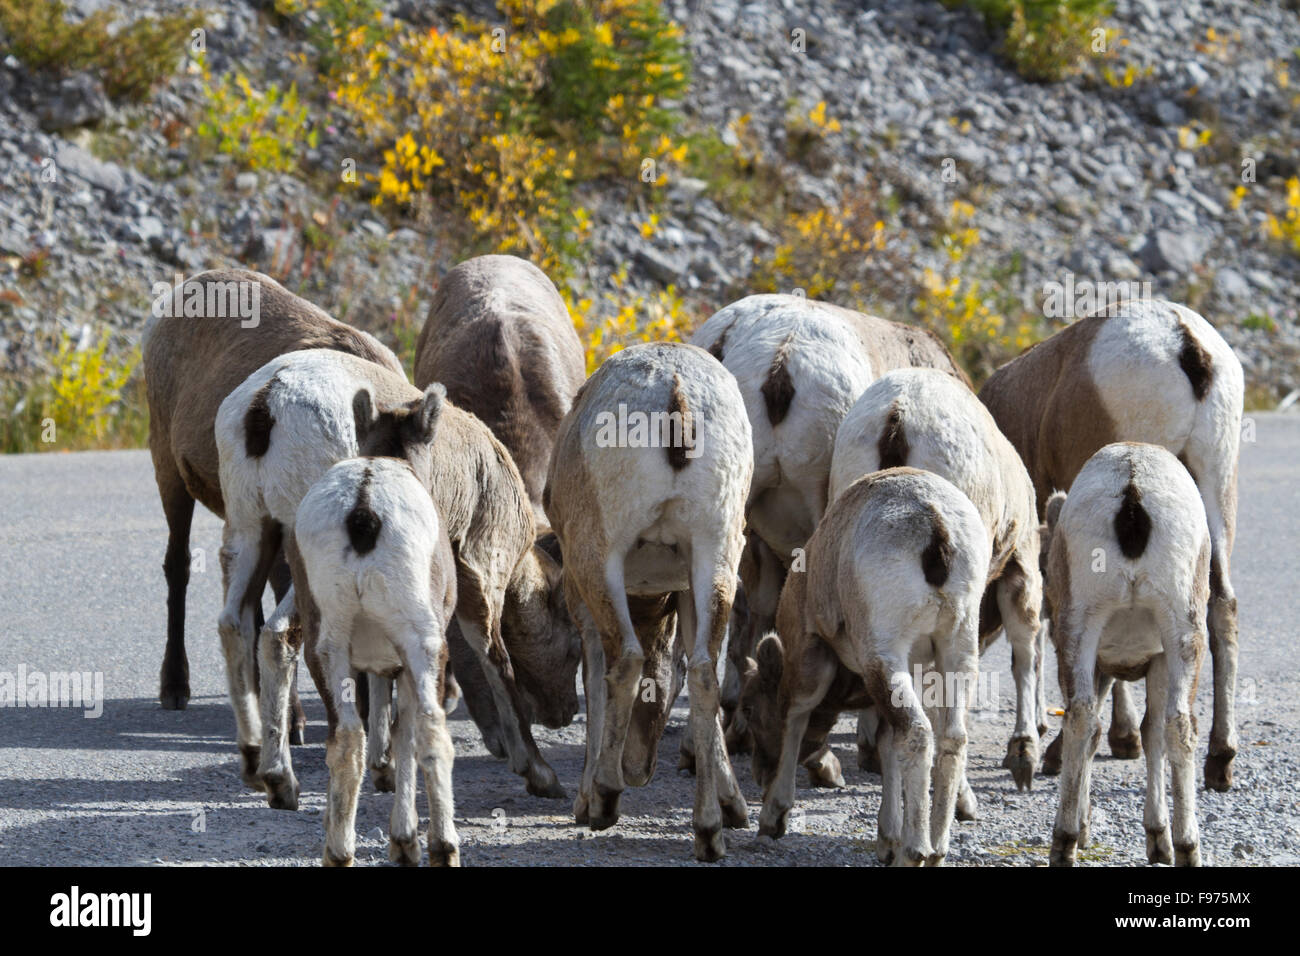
[157,465,194,711]
[387,678,420,866]
[1108,680,1143,759]
[217,520,278,790]
[588,556,644,830]
[1141,661,1173,865]
[256,584,300,810]
[321,642,365,867]
[367,676,395,792]
[268,552,306,746]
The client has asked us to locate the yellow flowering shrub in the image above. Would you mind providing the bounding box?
[197,60,317,173]
[1263,176,1300,253]
[914,200,1041,384]
[565,268,698,375]
[1,328,147,452]
[324,0,689,278]
[751,194,891,300]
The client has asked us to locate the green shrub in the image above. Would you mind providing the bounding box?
[196,62,317,173]
[0,0,203,100]
[1,328,147,453]
[948,0,1113,82]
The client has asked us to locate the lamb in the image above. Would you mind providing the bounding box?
[830,367,1046,794]
[142,268,405,733]
[217,351,578,807]
[1043,443,1209,867]
[292,456,460,866]
[544,342,751,861]
[980,299,1242,791]
[214,349,444,797]
[689,294,968,751]
[749,468,989,866]
[412,254,584,759]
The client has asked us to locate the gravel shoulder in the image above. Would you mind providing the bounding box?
[1,414,1297,866]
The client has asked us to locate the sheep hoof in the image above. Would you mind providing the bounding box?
[757,804,788,839]
[693,823,726,862]
[925,851,947,867]
[955,789,978,822]
[806,751,845,789]
[239,746,266,792]
[721,793,749,829]
[1040,733,1063,776]
[322,848,354,867]
[1146,827,1173,865]
[1002,736,1038,791]
[428,841,461,868]
[159,685,190,711]
[289,725,306,746]
[371,763,396,793]
[1174,843,1201,868]
[389,835,420,866]
[573,792,590,826]
[588,783,621,830]
[875,837,900,865]
[262,771,299,811]
[857,743,881,774]
[1049,829,1077,867]
[897,846,926,867]
[1108,729,1142,760]
[1204,752,1234,792]
[525,767,566,800]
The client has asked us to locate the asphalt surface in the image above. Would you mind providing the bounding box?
[1,415,1297,866]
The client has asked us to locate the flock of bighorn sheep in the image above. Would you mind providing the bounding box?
[140,254,1243,866]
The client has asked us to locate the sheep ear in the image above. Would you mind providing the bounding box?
[755,634,784,685]
[1045,491,1067,532]
[414,382,446,444]
[352,387,376,443]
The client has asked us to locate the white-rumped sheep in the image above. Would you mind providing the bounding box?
[830,367,1046,795]
[413,254,583,761]
[1043,443,1209,867]
[980,299,1242,790]
[215,349,444,798]
[143,268,404,728]
[750,468,989,866]
[689,294,968,753]
[218,351,577,806]
[293,456,460,866]
[545,342,751,861]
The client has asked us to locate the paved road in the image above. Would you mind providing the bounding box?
[1,417,1297,865]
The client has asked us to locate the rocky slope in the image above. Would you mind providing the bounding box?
[2,0,1299,403]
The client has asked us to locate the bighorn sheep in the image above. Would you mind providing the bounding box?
[1043,443,1208,867]
[293,456,460,866]
[980,299,1242,791]
[413,254,584,759]
[214,349,444,796]
[689,294,968,752]
[218,351,577,806]
[142,268,404,735]
[545,342,751,861]
[830,367,1045,794]
[749,468,989,866]
[414,254,584,518]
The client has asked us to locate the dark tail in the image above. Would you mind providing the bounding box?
[1114,482,1151,559]
[345,466,382,555]
[666,373,693,471]
[921,509,953,587]
[1177,320,1214,401]
[877,402,909,469]
[760,332,797,426]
